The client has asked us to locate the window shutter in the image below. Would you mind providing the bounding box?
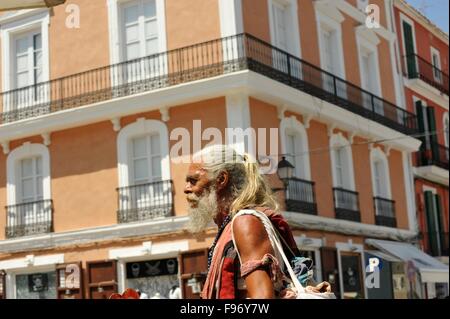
[320,247,341,298]
[434,194,446,256]
[56,262,84,299]
[426,107,439,162]
[178,249,208,299]
[424,191,439,256]
[86,260,117,299]
[403,21,416,77]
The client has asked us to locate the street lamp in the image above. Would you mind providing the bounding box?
[0,0,66,12]
[272,156,295,192]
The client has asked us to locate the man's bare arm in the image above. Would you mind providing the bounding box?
[233,215,275,299]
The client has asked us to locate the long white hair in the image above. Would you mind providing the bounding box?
[193,144,279,215]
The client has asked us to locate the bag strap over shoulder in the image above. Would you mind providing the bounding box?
[231,209,306,294]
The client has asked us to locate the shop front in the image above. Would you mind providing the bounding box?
[365,239,449,299]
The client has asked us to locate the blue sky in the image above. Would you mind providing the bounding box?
[406,0,449,33]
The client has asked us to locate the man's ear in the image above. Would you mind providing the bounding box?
[216,171,229,192]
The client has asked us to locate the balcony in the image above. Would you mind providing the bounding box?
[285,178,318,215]
[404,54,449,96]
[0,34,417,135]
[5,199,53,238]
[417,143,449,170]
[117,180,174,223]
[333,188,361,222]
[374,197,397,228]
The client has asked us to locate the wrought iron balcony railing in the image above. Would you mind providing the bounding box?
[285,178,318,215]
[417,143,449,170]
[373,197,397,228]
[117,180,174,223]
[0,34,417,135]
[333,187,361,222]
[404,54,449,96]
[5,199,53,238]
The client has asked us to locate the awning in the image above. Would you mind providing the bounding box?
[366,239,449,284]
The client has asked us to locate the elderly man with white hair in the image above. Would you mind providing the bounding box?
[184,145,331,299]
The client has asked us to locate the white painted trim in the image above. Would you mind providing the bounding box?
[0,254,64,271]
[0,71,422,153]
[414,166,449,186]
[268,0,301,58]
[107,0,167,66]
[117,118,171,187]
[336,241,367,299]
[219,0,243,37]
[315,5,346,80]
[422,185,437,194]
[294,235,323,282]
[6,143,51,206]
[356,29,382,99]
[403,151,418,232]
[280,115,311,180]
[0,10,50,95]
[109,240,189,259]
[109,240,188,293]
[430,47,443,84]
[444,112,449,149]
[225,93,254,155]
[0,215,190,254]
[284,211,417,241]
[329,133,356,190]
[370,147,392,199]
[404,78,449,109]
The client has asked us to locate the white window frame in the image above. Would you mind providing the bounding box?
[107,0,167,66]
[268,0,301,58]
[430,47,442,83]
[330,133,356,191]
[0,254,64,299]
[295,236,323,282]
[0,10,50,112]
[356,31,382,97]
[370,147,392,199]
[315,7,346,80]
[443,112,449,151]
[280,116,311,180]
[6,143,51,207]
[109,240,189,295]
[117,118,170,188]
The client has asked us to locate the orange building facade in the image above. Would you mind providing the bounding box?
[393,0,449,299]
[0,0,447,299]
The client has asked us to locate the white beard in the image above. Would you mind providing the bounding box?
[186,187,219,234]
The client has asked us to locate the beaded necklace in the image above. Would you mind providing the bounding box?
[207,215,232,270]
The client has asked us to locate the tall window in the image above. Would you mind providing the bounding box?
[19,156,43,203]
[271,1,288,51]
[444,113,449,160]
[431,48,442,83]
[130,134,162,185]
[13,31,45,106]
[122,0,159,61]
[6,143,52,237]
[285,132,305,179]
[359,44,382,114]
[330,134,354,191]
[371,152,390,199]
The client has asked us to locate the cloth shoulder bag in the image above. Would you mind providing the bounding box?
[231,209,336,299]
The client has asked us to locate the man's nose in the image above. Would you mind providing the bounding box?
[184,183,192,194]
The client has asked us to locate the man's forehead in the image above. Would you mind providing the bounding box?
[187,163,207,176]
